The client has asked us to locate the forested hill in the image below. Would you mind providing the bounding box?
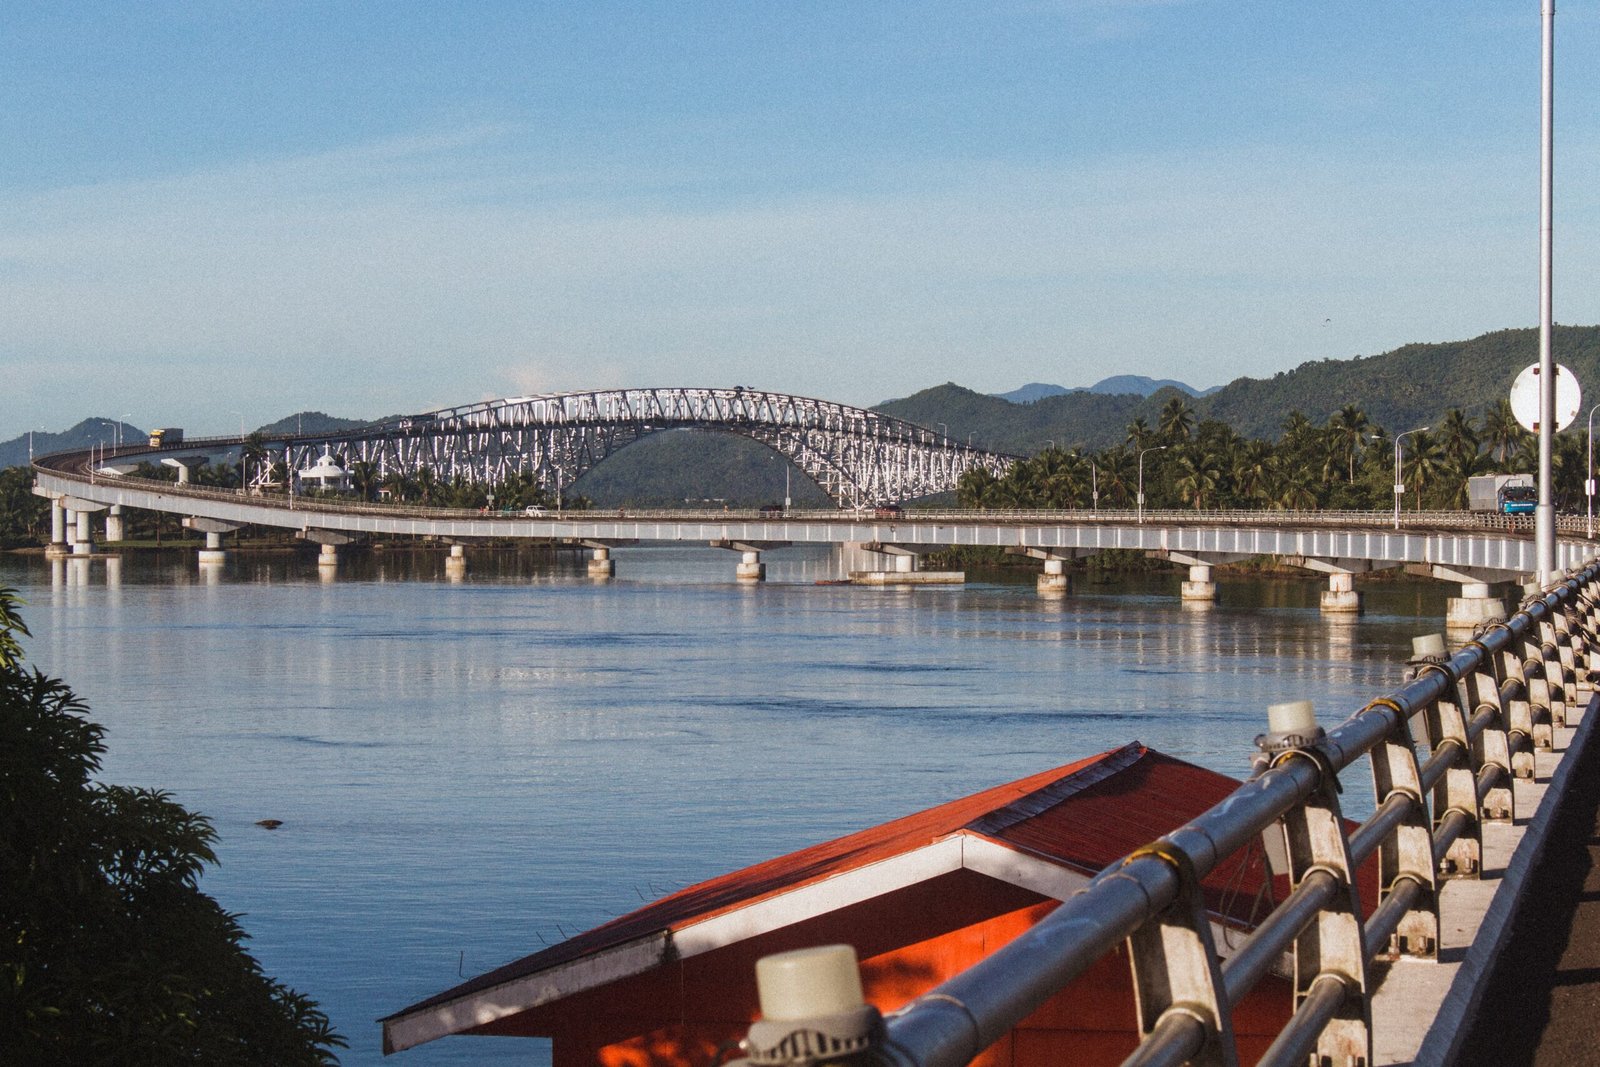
[878,325,1600,453]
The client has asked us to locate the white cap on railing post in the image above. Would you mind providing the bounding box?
[740,945,882,1066]
[1256,700,1326,759]
[1412,633,1447,659]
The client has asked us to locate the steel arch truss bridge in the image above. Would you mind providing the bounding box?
[274,388,1017,508]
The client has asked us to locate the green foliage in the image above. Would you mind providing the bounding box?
[0,588,344,1064]
[0,468,48,549]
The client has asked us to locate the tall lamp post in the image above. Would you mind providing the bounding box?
[1587,403,1600,539]
[1137,446,1167,524]
[1091,459,1099,513]
[1393,426,1428,530]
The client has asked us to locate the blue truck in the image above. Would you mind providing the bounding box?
[1468,474,1536,515]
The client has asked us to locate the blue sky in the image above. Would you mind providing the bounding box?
[6,2,1600,437]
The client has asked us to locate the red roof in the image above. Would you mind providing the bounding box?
[389,742,1272,1022]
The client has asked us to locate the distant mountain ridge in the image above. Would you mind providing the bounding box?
[10,325,1600,502]
[992,375,1219,404]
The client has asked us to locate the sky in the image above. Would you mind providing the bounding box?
[6,2,1600,438]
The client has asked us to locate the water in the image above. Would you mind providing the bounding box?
[0,546,1449,1064]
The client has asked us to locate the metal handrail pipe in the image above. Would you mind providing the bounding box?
[1255,974,1350,1067]
[1465,706,1496,745]
[1431,809,1473,869]
[1118,1011,1205,1067]
[1220,870,1340,1005]
[881,858,1180,1067]
[1419,739,1467,795]
[1501,677,1526,705]
[1362,876,1427,960]
[1477,764,1507,804]
[1161,755,1327,881]
[1347,792,1418,871]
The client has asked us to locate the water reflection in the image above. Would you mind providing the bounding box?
[0,547,1461,1066]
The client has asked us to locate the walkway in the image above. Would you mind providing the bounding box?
[1457,699,1600,1065]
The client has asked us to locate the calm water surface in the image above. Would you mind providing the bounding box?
[0,546,1450,1065]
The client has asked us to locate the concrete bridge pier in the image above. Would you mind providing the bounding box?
[445,543,467,579]
[1147,550,1250,604]
[588,546,614,579]
[184,516,244,566]
[73,509,95,555]
[104,504,124,543]
[1448,582,1509,631]
[1006,548,1089,595]
[1321,572,1361,614]
[46,499,70,558]
[710,540,790,583]
[846,542,963,585]
[297,529,358,572]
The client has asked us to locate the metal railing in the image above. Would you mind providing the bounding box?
[854,562,1600,1067]
[28,450,1592,536]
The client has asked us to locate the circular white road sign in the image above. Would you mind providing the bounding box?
[1510,362,1582,433]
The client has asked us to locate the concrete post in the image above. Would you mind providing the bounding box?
[445,543,467,579]
[318,543,339,568]
[198,530,227,566]
[1320,572,1363,615]
[1446,582,1506,631]
[736,549,765,582]
[104,504,124,543]
[1180,563,1216,602]
[588,546,614,578]
[1037,557,1070,595]
[72,510,94,555]
[894,553,917,574]
[47,500,70,558]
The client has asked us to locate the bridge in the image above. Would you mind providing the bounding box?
[27,383,1599,629]
[203,387,1015,510]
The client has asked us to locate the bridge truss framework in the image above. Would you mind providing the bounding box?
[263,387,1016,508]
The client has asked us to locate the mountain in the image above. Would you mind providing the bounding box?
[0,419,144,469]
[886,325,1600,454]
[253,411,375,437]
[991,375,1215,404]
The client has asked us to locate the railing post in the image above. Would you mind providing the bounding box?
[1365,688,1439,959]
[1123,840,1238,1066]
[1418,659,1482,878]
[1516,628,1562,735]
[1458,656,1516,821]
[1487,630,1548,752]
[1259,704,1371,1067]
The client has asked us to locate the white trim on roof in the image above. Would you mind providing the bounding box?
[382,831,1141,1053]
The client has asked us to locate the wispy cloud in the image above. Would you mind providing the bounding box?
[0,124,1569,433]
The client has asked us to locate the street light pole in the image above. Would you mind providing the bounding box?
[1091,460,1099,513]
[1536,0,1557,579]
[1137,446,1167,524]
[1393,426,1428,530]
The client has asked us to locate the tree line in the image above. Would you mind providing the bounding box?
[957,397,1567,511]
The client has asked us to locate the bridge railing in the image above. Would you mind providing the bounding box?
[734,562,1600,1067]
[27,454,1588,535]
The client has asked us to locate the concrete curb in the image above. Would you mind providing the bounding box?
[1412,693,1600,1066]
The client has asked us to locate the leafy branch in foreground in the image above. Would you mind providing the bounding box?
[0,586,345,1064]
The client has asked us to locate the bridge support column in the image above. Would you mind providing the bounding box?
[588,547,614,578]
[318,543,339,568]
[894,552,917,574]
[1181,564,1215,602]
[737,550,765,582]
[72,509,94,555]
[104,505,124,543]
[445,543,467,579]
[184,517,244,566]
[1321,572,1363,615]
[1447,582,1507,631]
[198,531,227,566]
[1039,557,1070,595]
[46,500,70,558]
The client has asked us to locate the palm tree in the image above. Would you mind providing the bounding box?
[1482,399,1523,466]
[1158,397,1195,445]
[1126,417,1155,451]
[1437,408,1479,472]
[1173,450,1221,510]
[1403,431,1443,508]
[1326,404,1372,483]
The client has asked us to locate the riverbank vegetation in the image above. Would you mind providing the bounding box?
[0,588,345,1063]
